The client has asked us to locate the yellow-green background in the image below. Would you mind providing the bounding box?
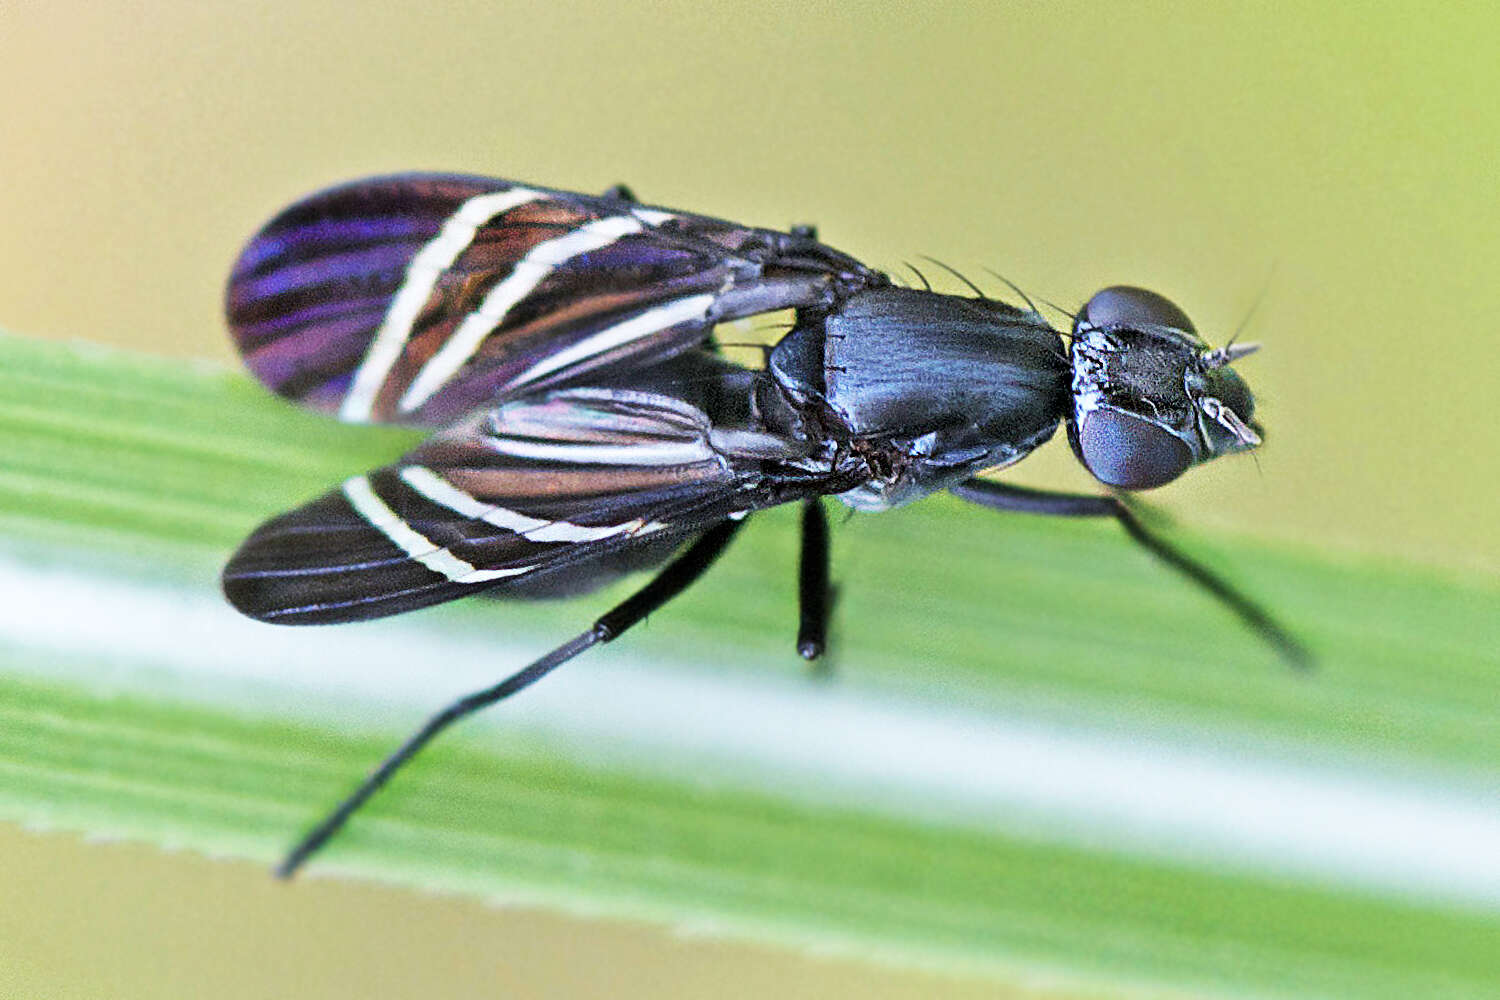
[1,2,1495,997]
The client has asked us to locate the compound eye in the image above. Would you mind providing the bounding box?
[1080,286,1196,334]
[1079,409,1192,489]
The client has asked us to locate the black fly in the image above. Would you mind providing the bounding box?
[220,173,1307,876]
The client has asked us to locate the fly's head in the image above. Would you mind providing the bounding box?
[1068,286,1263,490]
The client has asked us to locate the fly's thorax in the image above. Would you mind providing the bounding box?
[768,286,1070,509]
[1067,286,1263,490]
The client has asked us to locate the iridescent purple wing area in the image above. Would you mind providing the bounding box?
[227,173,880,427]
[222,377,831,624]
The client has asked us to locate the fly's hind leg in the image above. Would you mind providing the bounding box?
[276,519,745,879]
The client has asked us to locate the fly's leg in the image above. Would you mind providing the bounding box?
[601,184,638,203]
[950,478,1311,670]
[797,498,832,662]
[276,519,745,879]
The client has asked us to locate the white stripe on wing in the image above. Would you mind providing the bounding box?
[399,214,659,413]
[482,436,717,467]
[340,186,545,423]
[398,466,667,543]
[341,475,532,584]
[507,293,717,389]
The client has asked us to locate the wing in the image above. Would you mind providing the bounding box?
[222,369,843,624]
[227,173,884,427]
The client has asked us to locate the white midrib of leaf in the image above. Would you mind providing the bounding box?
[4,549,1499,914]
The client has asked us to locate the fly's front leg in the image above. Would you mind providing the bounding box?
[950,478,1311,670]
[796,498,833,663]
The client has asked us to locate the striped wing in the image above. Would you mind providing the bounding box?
[222,379,819,624]
[227,173,882,427]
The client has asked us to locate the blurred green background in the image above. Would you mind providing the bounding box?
[1,2,1496,997]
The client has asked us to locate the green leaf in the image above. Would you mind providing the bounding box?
[2,330,1497,999]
